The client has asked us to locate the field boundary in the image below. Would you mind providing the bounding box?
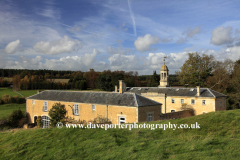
[13,91,24,97]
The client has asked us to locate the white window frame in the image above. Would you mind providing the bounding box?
[118,116,125,125]
[43,101,48,111]
[171,110,175,112]
[32,100,35,104]
[74,104,79,115]
[181,99,184,104]
[92,104,96,110]
[202,100,206,105]
[191,99,195,105]
[148,114,153,122]
[171,99,175,103]
[42,116,50,128]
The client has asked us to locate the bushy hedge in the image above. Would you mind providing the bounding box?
[0,110,25,129]
[0,94,26,105]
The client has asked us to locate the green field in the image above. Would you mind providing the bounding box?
[18,90,38,97]
[1,109,240,159]
[0,88,39,98]
[0,88,21,98]
[0,103,26,120]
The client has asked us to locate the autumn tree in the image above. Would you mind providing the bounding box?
[176,52,216,87]
[12,75,21,91]
[23,75,29,90]
[206,59,234,93]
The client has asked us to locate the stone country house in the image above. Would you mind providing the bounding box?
[26,62,226,128]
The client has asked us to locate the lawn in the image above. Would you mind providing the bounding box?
[0,103,26,120]
[0,88,21,98]
[0,109,240,159]
[18,90,38,97]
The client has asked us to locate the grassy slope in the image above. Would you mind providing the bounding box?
[0,110,240,159]
[0,103,26,119]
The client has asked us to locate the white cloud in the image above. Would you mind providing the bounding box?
[134,34,159,51]
[108,54,143,71]
[44,49,100,70]
[211,26,233,46]
[4,40,20,54]
[184,26,201,38]
[36,6,61,19]
[33,36,82,55]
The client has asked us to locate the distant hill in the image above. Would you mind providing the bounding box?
[1,110,240,159]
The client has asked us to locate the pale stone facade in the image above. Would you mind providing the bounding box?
[26,91,162,127]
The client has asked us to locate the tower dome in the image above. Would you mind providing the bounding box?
[159,57,169,87]
[161,64,169,71]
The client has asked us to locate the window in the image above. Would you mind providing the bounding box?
[220,101,222,107]
[92,105,96,110]
[171,110,175,112]
[181,99,184,104]
[202,100,206,105]
[191,99,195,104]
[43,101,48,111]
[42,116,50,128]
[148,114,153,122]
[74,104,79,115]
[119,117,125,125]
[171,99,175,103]
[32,100,35,104]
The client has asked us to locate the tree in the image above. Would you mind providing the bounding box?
[49,103,67,127]
[206,59,234,93]
[176,52,216,87]
[229,59,240,109]
[96,73,113,91]
[148,71,160,87]
[13,75,21,91]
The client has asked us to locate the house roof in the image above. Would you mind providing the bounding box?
[125,87,226,98]
[27,90,161,107]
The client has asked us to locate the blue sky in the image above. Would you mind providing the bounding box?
[0,0,240,75]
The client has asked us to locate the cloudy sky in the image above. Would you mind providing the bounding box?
[0,0,240,75]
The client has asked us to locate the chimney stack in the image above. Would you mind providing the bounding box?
[119,80,126,94]
[197,86,200,96]
[115,85,118,92]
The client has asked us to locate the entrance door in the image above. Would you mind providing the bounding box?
[119,117,125,125]
[34,116,37,126]
[42,116,50,128]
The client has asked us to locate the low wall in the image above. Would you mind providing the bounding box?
[160,110,194,120]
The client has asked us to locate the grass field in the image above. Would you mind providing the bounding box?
[0,88,21,98]
[47,79,69,83]
[0,88,39,98]
[0,103,26,120]
[0,109,240,159]
[18,90,38,97]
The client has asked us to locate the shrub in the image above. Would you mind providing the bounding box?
[2,94,11,104]
[49,103,67,127]
[11,95,19,103]
[6,110,25,128]
[36,116,42,128]
[93,115,111,124]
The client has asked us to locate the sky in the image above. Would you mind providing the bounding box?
[0,0,240,75]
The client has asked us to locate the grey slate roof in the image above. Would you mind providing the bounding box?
[125,87,226,98]
[27,90,161,107]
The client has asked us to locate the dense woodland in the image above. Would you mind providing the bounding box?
[0,52,240,109]
[0,69,180,91]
